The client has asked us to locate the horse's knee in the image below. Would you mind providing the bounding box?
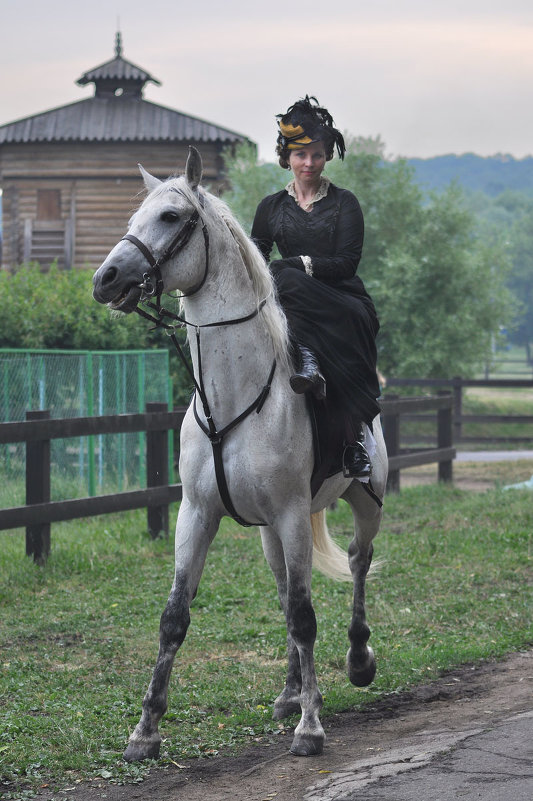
[348,540,374,572]
[288,596,317,645]
[159,580,190,651]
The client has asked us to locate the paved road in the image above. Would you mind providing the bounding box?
[305,711,533,800]
[456,450,533,462]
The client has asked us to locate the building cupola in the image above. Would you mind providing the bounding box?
[76,32,161,99]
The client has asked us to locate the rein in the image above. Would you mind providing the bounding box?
[129,196,275,527]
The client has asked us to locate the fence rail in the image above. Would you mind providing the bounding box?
[387,376,533,445]
[2,395,455,562]
[380,393,455,492]
[0,403,185,562]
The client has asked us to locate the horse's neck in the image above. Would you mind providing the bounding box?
[183,251,276,422]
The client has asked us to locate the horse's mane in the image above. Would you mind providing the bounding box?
[170,178,290,371]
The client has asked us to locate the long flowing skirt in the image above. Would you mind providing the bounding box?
[275,269,380,426]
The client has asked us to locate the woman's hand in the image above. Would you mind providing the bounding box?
[269,257,305,276]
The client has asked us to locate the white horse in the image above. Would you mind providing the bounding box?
[93,147,387,761]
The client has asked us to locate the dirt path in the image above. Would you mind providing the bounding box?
[37,650,533,801]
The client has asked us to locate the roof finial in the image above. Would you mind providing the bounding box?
[115,29,122,58]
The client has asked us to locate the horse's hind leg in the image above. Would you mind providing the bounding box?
[124,498,218,762]
[342,481,383,687]
[260,527,302,720]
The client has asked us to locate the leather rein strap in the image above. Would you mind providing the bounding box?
[128,196,275,527]
[192,359,276,527]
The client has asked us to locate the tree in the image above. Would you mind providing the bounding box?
[507,213,533,361]
[222,137,515,378]
[462,190,533,357]
[0,265,194,406]
[221,141,287,234]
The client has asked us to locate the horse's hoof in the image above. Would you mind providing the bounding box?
[273,699,301,720]
[123,736,161,762]
[347,646,376,687]
[290,733,324,757]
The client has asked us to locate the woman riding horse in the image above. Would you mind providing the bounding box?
[92,144,387,762]
[251,96,380,479]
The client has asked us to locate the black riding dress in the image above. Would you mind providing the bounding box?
[251,181,380,427]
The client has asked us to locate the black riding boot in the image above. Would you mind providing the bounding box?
[343,423,372,479]
[289,345,326,401]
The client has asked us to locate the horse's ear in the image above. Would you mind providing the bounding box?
[185,146,203,190]
[138,164,162,193]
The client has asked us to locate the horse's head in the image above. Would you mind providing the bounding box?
[93,147,205,312]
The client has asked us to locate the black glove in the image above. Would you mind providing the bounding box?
[269,257,305,277]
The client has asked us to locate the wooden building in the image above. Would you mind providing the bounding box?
[0,34,250,270]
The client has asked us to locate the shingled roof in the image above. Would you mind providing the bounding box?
[76,32,161,94]
[0,33,247,146]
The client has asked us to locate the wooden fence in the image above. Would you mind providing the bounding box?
[1,395,454,561]
[0,403,184,562]
[387,377,533,445]
[380,393,455,493]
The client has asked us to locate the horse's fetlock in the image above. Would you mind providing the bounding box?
[348,619,370,646]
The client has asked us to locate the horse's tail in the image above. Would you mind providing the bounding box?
[311,509,353,582]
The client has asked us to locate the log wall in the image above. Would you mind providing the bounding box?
[0,141,227,269]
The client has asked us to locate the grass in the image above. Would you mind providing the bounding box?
[1,483,531,798]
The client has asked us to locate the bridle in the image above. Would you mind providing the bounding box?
[122,189,209,311]
[125,189,276,527]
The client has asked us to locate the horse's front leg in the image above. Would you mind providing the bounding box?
[277,516,325,757]
[124,498,219,762]
[260,527,302,720]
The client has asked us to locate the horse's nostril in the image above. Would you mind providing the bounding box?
[102,265,118,286]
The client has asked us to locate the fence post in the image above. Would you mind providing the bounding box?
[382,394,400,493]
[453,376,462,443]
[26,410,51,564]
[146,402,169,539]
[437,392,453,483]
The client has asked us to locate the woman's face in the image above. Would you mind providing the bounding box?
[288,141,327,184]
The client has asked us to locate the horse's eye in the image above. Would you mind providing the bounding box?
[161,211,180,223]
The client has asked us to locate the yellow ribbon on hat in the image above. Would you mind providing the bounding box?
[279,120,316,149]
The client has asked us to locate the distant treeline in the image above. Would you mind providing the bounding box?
[407,154,533,197]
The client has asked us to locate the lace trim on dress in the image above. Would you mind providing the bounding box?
[286,176,331,209]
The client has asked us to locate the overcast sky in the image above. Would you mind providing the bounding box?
[1,0,532,162]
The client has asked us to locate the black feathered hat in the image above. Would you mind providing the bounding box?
[276,95,345,165]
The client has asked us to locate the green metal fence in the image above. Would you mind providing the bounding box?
[0,349,172,505]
